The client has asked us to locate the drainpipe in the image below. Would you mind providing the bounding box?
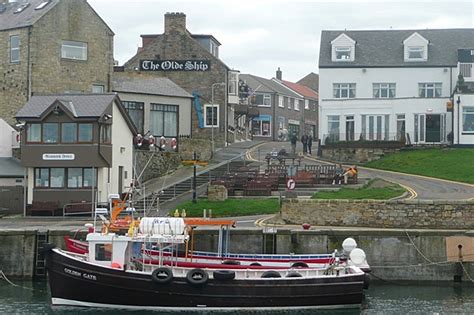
[27,26,32,100]
[450,67,454,145]
[224,71,228,146]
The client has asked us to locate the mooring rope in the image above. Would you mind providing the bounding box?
[0,270,46,293]
[405,230,435,264]
[0,270,18,286]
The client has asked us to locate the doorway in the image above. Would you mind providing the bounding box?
[425,114,441,143]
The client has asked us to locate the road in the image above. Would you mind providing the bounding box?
[245,141,474,201]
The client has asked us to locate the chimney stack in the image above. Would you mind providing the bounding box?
[276,67,282,80]
[164,12,187,35]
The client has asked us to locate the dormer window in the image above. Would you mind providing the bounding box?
[335,47,352,61]
[408,47,424,60]
[403,32,428,62]
[331,33,356,62]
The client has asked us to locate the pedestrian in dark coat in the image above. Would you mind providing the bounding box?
[290,131,297,155]
[301,133,308,154]
[307,134,313,155]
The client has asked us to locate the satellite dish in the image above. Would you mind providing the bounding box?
[342,237,357,253]
[349,248,366,266]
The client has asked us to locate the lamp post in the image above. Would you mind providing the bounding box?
[211,82,225,155]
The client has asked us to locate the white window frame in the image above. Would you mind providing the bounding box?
[204,104,219,128]
[335,47,352,61]
[373,83,396,98]
[463,106,474,133]
[255,93,271,107]
[10,35,20,63]
[295,99,302,111]
[328,115,340,141]
[333,83,356,99]
[228,71,238,96]
[278,96,284,108]
[61,40,88,61]
[407,46,425,61]
[304,99,309,110]
[419,83,442,98]
[92,84,105,93]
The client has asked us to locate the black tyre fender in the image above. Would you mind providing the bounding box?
[291,261,309,268]
[286,271,303,278]
[151,267,173,285]
[213,270,235,281]
[186,268,209,286]
[249,262,262,266]
[261,270,282,278]
[222,260,241,265]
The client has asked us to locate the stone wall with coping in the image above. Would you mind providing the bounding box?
[321,147,401,163]
[280,199,474,229]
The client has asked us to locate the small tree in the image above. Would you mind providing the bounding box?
[457,74,465,93]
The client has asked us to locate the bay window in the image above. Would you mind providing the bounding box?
[463,107,474,132]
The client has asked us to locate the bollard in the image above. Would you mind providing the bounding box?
[454,244,463,282]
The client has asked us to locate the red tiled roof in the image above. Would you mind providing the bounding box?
[281,80,318,99]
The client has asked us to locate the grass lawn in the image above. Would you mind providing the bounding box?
[365,148,474,184]
[312,179,406,200]
[171,198,280,217]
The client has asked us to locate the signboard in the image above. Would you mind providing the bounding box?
[140,60,211,72]
[42,153,75,160]
[286,178,296,190]
[288,119,300,125]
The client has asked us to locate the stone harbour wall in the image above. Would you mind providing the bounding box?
[280,199,474,229]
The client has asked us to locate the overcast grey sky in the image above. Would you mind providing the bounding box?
[89,0,473,82]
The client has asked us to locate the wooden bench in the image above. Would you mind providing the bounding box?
[318,165,337,184]
[243,180,272,196]
[293,171,316,187]
[63,201,93,216]
[27,201,59,216]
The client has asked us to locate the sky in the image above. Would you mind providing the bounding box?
[88,0,473,82]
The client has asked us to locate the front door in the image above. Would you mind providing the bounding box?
[425,114,441,143]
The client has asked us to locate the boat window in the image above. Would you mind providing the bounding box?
[95,244,111,261]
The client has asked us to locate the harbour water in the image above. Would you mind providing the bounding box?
[2,280,474,314]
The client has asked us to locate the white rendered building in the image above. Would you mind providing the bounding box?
[318,29,474,145]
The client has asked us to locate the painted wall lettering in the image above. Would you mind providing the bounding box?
[140,60,210,72]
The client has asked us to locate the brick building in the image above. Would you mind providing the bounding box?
[0,0,114,126]
[122,13,243,148]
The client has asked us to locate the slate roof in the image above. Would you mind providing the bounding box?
[0,0,113,34]
[240,74,301,98]
[16,94,118,118]
[0,0,59,31]
[112,75,193,99]
[0,157,24,178]
[281,80,318,100]
[319,29,474,68]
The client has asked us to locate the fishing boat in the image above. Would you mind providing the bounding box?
[46,217,367,310]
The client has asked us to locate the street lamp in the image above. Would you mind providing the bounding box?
[211,82,226,155]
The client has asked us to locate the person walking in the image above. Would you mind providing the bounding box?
[301,133,308,155]
[307,134,313,155]
[289,131,297,155]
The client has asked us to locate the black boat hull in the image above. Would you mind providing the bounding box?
[46,249,364,310]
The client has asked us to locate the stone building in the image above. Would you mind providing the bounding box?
[122,12,243,148]
[0,0,114,126]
